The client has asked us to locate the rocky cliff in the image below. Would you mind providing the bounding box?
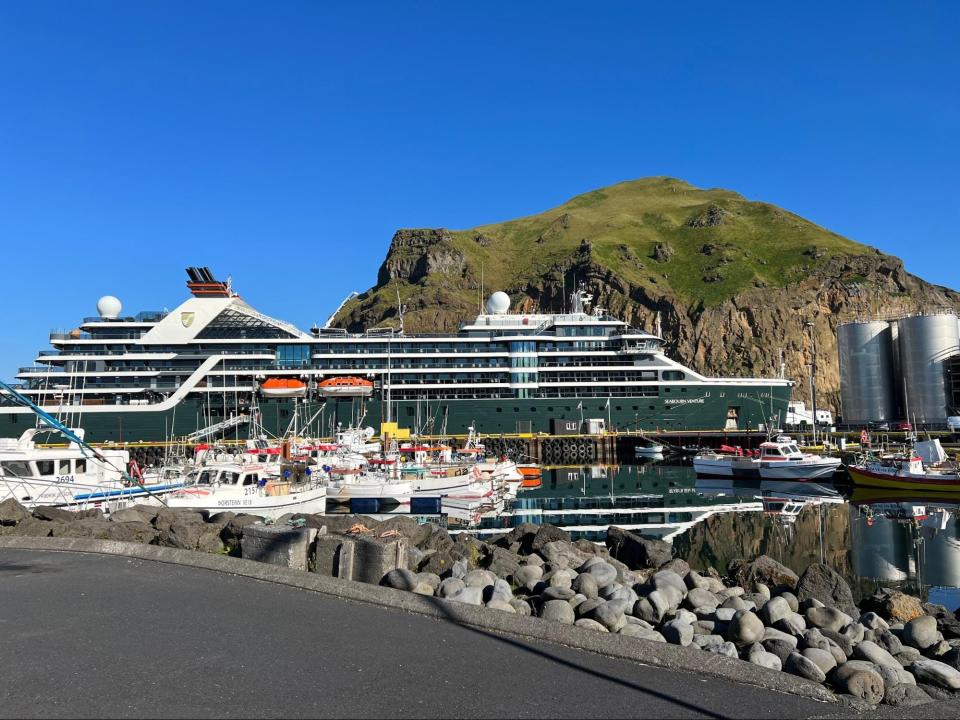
[334,177,960,412]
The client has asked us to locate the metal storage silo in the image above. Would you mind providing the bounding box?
[838,320,896,423]
[896,313,960,424]
[850,509,910,582]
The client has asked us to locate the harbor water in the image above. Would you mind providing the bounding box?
[464,459,960,611]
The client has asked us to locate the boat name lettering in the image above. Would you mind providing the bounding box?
[216,499,254,507]
[663,398,705,405]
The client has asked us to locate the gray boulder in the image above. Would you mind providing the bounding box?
[784,652,827,683]
[853,640,900,669]
[531,524,571,552]
[795,563,859,619]
[802,647,837,674]
[910,659,960,690]
[587,561,619,589]
[510,599,532,616]
[747,643,782,671]
[805,606,852,633]
[486,599,516,613]
[513,565,544,592]
[728,555,799,591]
[903,616,939,651]
[685,570,710,591]
[833,661,885,705]
[662,620,693,647]
[762,638,796,665]
[727,610,765,645]
[0,498,29,525]
[542,586,576,601]
[759,596,791,626]
[541,599,575,625]
[438,577,466,598]
[778,591,799,613]
[860,612,889,632]
[606,526,672,569]
[463,569,497,589]
[684,588,719,613]
[572,572,599,599]
[589,603,627,633]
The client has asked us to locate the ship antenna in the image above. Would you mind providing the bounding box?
[396,288,406,335]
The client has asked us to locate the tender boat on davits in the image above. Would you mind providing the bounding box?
[318,376,374,398]
[693,435,841,481]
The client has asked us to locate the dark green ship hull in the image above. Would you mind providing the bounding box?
[0,384,791,443]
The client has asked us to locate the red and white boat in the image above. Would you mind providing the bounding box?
[260,378,307,398]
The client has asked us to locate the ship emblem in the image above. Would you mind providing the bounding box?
[181,312,196,328]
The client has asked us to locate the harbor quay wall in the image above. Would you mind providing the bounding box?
[5,499,960,708]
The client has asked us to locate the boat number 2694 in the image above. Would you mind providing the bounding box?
[55,475,76,484]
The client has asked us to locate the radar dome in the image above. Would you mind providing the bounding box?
[485,291,511,315]
[96,295,122,319]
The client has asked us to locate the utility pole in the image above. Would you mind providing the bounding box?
[807,320,818,445]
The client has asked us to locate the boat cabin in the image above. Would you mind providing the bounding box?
[192,465,265,487]
[759,439,803,461]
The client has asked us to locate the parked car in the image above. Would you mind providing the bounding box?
[895,421,913,432]
[948,416,960,433]
[868,421,890,431]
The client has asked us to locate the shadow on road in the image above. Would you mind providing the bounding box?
[421,593,726,719]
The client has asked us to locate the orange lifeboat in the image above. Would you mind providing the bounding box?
[318,376,374,398]
[260,378,307,398]
[517,464,542,479]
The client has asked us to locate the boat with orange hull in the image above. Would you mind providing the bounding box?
[260,378,307,398]
[318,376,374,398]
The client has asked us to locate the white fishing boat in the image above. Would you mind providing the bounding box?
[166,462,327,518]
[0,428,181,510]
[693,435,841,481]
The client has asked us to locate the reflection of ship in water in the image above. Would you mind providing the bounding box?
[696,477,845,525]
[850,489,960,595]
[469,460,765,542]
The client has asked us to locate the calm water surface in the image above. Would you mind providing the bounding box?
[468,459,960,610]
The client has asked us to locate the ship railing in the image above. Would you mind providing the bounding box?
[18,366,65,374]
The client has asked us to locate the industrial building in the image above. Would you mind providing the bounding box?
[837,312,960,427]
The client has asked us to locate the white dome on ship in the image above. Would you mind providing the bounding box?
[485,291,510,315]
[96,295,122,319]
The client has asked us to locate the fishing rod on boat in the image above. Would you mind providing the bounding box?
[0,378,169,507]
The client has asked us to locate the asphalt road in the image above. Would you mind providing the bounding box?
[0,549,894,718]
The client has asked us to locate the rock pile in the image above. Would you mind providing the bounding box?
[3,498,960,710]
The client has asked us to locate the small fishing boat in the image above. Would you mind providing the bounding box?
[167,462,327,518]
[318,376,374,398]
[260,378,307,398]
[634,442,666,458]
[693,435,841,480]
[847,440,960,493]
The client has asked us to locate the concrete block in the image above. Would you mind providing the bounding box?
[240,524,321,571]
[311,533,408,585]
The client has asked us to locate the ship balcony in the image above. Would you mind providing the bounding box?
[50,330,145,341]
[17,366,64,376]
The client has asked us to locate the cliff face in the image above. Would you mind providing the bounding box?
[335,178,960,411]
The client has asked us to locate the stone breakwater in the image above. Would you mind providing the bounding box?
[3,499,960,709]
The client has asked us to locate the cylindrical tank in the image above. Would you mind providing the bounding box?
[850,509,910,582]
[838,320,897,423]
[896,313,960,424]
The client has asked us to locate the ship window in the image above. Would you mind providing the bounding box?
[496,408,502,412]
[547,406,554,411]
[76,459,86,473]
[242,474,255,486]
[1,461,31,477]
[197,308,300,340]
[662,370,685,381]
[59,459,70,474]
[35,461,55,476]
[8,415,17,424]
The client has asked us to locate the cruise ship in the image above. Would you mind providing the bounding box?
[2,267,793,443]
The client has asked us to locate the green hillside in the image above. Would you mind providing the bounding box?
[446,176,866,306]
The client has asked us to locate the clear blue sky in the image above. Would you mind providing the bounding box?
[1,2,957,378]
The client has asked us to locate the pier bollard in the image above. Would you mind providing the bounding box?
[240,523,322,572]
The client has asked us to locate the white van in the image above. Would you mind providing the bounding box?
[948,416,960,432]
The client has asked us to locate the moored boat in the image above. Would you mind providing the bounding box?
[318,376,374,398]
[167,462,327,518]
[693,435,841,481]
